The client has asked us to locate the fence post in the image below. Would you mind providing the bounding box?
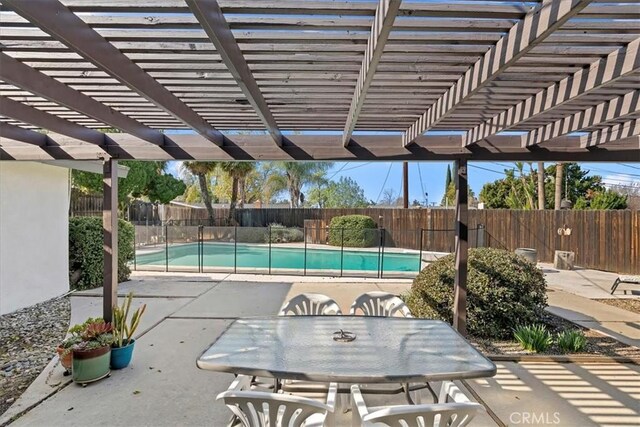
[133,226,137,271]
[377,228,382,279]
[418,228,424,273]
[199,225,204,273]
[380,228,385,279]
[268,226,272,275]
[234,226,237,274]
[303,226,307,276]
[165,224,169,273]
[340,228,344,277]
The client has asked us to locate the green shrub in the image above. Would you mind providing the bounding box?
[236,227,267,243]
[327,215,377,247]
[69,217,134,290]
[557,329,587,353]
[514,324,553,352]
[267,224,304,243]
[404,248,547,338]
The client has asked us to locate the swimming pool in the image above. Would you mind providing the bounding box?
[135,242,421,274]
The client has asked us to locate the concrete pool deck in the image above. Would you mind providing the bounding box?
[2,268,639,426]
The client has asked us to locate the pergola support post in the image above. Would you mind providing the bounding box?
[103,158,118,322]
[453,159,468,336]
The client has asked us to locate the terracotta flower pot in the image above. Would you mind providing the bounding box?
[56,345,73,371]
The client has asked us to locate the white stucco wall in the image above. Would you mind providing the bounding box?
[0,162,70,315]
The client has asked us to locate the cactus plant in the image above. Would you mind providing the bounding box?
[112,292,146,348]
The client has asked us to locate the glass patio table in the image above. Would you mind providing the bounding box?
[197,316,496,385]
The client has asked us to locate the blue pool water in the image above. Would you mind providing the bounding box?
[136,242,420,273]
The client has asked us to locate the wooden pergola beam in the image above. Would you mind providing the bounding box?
[453,158,468,336]
[0,53,165,146]
[342,0,401,146]
[523,90,640,146]
[0,122,48,146]
[403,0,594,146]
[2,0,224,146]
[186,0,282,146]
[0,96,106,146]
[1,133,638,162]
[103,158,118,322]
[581,119,640,148]
[465,38,640,146]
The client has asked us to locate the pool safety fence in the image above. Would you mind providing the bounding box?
[133,225,487,279]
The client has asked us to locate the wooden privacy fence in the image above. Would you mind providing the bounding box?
[70,199,640,274]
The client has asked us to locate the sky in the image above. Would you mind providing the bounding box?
[167,161,640,205]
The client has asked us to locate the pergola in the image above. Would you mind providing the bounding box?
[0,0,638,335]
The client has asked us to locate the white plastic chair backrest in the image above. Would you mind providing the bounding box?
[279,293,342,316]
[362,403,481,427]
[349,291,413,317]
[217,389,331,427]
[352,381,482,427]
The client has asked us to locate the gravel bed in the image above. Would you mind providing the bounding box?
[594,298,640,315]
[470,312,640,358]
[0,296,70,416]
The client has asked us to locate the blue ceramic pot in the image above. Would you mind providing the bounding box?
[111,339,135,369]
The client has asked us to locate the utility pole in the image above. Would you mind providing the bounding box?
[403,161,409,208]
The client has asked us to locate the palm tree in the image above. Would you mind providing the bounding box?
[219,162,256,224]
[537,162,545,210]
[182,161,217,224]
[264,162,332,207]
[554,162,564,210]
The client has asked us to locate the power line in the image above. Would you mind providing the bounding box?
[468,164,507,175]
[375,163,393,204]
[586,166,640,179]
[620,163,640,171]
[417,163,426,204]
[327,162,348,180]
[341,161,372,173]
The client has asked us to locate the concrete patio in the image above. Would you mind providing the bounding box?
[2,267,639,427]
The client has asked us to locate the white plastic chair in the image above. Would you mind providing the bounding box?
[350,291,413,317]
[279,293,342,316]
[351,381,483,427]
[217,375,338,427]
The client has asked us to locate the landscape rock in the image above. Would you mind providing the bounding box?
[0,296,70,416]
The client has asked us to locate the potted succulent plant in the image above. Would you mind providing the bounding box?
[111,292,146,370]
[70,319,114,385]
[56,317,100,374]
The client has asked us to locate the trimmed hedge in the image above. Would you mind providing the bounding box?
[69,217,135,290]
[327,215,377,247]
[404,248,547,339]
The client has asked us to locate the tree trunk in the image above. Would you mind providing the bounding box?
[238,176,246,208]
[554,162,563,210]
[228,176,238,225]
[197,173,215,225]
[537,162,545,210]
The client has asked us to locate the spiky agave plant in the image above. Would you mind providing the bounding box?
[113,292,147,347]
[514,324,553,353]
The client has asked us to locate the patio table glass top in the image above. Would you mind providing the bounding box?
[197,316,496,383]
